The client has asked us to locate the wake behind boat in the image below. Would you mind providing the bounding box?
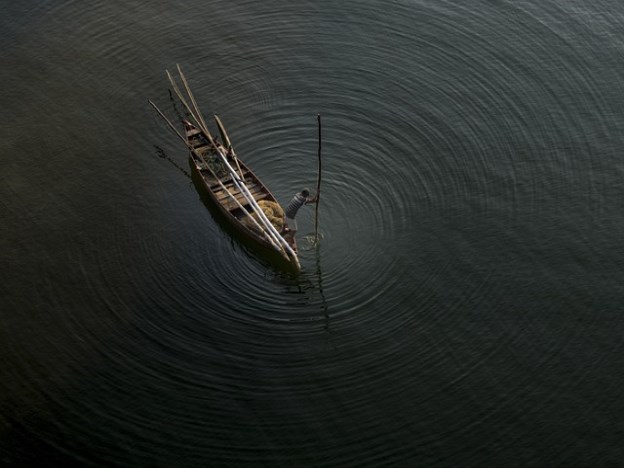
[149,66,300,270]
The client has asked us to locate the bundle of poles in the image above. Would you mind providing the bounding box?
[148,65,299,267]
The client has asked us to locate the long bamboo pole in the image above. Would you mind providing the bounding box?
[177,64,209,132]
[214,114,245,179]
[314,114,322,241]
[166,69,205,135]
[175,66,245,181]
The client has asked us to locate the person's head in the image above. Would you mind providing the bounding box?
[301,188,310,197]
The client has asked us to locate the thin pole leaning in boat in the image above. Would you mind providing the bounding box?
[166,69,298,263]
[176,66,246,181]
[147,100,285,255]
[167,68,250,191]
[166,69,204,132]
[214,114,245,179]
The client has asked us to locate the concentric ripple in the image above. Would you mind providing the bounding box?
[3,0,624,466]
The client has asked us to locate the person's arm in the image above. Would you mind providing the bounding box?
[306,194,319,204]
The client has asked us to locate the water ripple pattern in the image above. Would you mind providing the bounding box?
[3,0,624,466]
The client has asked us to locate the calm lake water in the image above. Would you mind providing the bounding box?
[3,0,624,465]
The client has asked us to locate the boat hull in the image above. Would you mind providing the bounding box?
[188,156,300,272]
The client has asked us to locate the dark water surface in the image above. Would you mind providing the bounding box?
[3,0,624,465]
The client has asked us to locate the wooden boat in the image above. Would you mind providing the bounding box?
[149,66,301,270]
[185,119,300,270]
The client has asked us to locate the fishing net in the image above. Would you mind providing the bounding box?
[243,200,285,231]
[205,155,228,178]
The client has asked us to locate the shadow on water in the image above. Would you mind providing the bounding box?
[308,244,335,353]
[314,242,332,348]
[153,144,190,178]
[300,235,330,319]
[315,247,329,319]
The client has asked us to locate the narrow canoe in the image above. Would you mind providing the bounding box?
[184,119,300,270]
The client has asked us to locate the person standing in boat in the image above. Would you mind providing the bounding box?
[283,188,318,240]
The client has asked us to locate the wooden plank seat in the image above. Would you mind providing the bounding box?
[216,184,268,210]
[209,172,252,190]
[215,183,264,202]
[223,192,269,212]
